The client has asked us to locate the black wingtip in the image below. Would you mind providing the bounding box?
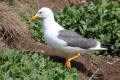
[101,43,113,48]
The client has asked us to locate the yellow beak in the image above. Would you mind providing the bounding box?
[30,16,38,22]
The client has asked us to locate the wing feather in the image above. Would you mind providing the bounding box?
[58,29,97,49]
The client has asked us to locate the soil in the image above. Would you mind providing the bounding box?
[0,0,120,80]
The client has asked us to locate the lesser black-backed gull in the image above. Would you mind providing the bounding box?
[31,7,108,68]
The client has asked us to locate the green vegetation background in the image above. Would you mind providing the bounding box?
[0,47,79,80]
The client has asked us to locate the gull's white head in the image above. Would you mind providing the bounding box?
[31,7,54,21]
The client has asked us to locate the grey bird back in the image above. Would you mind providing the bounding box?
[58,29,97,49]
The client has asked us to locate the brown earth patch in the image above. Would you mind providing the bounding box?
[0,0,89,16]
[0,1,120,80]
[0,4,46,50]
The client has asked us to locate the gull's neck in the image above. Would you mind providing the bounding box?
[43,16,64,32]
[43,16,55,29]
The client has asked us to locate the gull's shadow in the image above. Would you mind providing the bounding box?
[48,56,104,79]
[49,56,91,74]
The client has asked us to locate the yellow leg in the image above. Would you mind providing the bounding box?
[65,53,80,68]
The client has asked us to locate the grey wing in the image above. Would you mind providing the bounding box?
[58,29,97,49]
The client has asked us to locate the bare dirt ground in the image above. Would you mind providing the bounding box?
[0,0,120,80]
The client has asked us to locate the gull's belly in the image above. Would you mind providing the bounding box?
[44,33,66,50]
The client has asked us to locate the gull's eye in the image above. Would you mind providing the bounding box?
[39,12,42,14]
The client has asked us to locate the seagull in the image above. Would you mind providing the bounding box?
[31,7,109,68]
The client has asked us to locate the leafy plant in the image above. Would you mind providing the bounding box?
[0,49,79,80]
[20,12,45,43]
